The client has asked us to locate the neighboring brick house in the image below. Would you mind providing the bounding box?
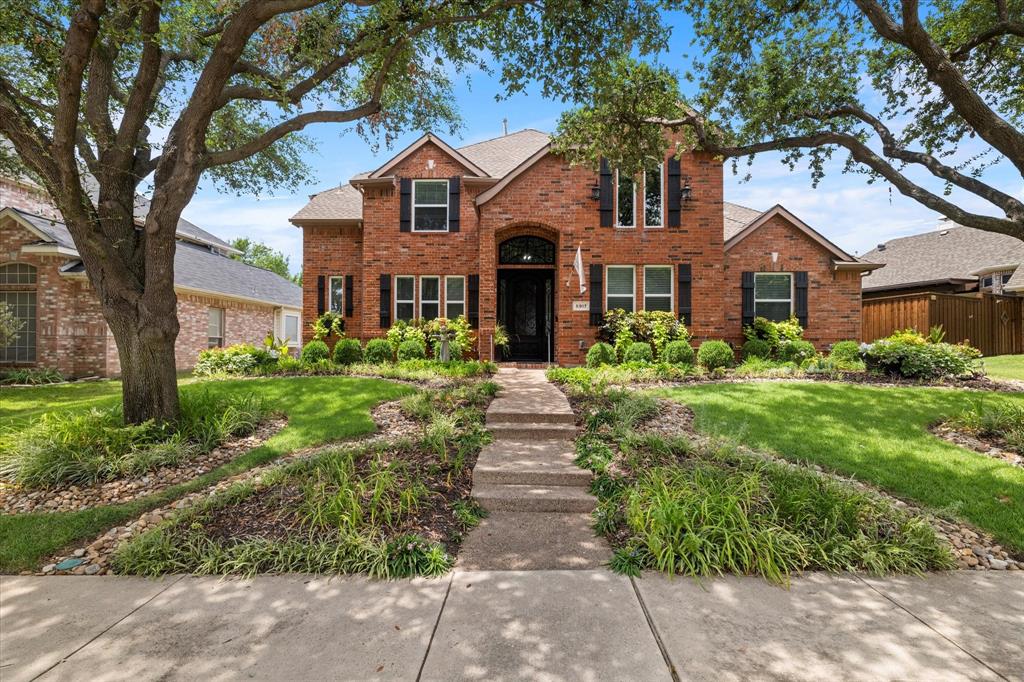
[1,176,302,377]
[291,129,879,364]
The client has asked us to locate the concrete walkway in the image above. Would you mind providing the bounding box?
[459,368,610,570]
[2,572,1021,681]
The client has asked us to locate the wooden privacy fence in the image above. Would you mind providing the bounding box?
[862,292,1024,357]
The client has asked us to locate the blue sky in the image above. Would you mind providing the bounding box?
[181,9,1021,277]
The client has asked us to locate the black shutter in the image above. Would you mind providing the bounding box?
[448,177,460,233]
[379,274,391,328]
[399,179,412,232]
[795,271,809,328]
[589,263,604,326]
[678,264,692,326]
[467,274,479,328]
[316,275,326,316]
[741,271,755,328]
[667,157,681,227]
[344,275,354,317]
[599,158,613,227]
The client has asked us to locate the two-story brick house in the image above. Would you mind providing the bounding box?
[292,129,879,363]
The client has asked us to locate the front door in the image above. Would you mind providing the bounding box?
[498,269,554,361]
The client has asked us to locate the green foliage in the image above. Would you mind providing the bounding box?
[863,338,981,380]
[734,357,799,378]
[492,322,510,359]
[194,344,274,377]
[623,342,654,364]
[697,341,734,370]
[743,317,806,362]
[229,238,296,282]
[741,339,772,360]
[0,301,22,348]
[424,316,476,360]
[829,340,862,364]
[0,367,64,385]
[547,363,698,393]
[586,342,617,367]
[950,401,1024,452]
[387,321,427,352]
[598,310,689,360]
[300,340,331,364]
[364,339,394,364]
[332,338,363,365]
[662,340,695,366]
[778,339,816,364]
[311,312,345,342]
[397,339,427,362]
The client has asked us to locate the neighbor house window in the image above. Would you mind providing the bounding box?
[395,276,415,322]
[754,273,793,322]
[606,266,635,312]
[284,314,299,345]
[0,262,37,363]
[615,171,635,228]
[207,307,225,348]
[644,265,673,311]
[328,276,344,313]
[420,276,440,320]
[446,276,465,319]
[644,165,663,228]
[412,180,449,232]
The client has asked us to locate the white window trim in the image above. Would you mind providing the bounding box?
[411,179,449,233]
[394,275,416,322]
[445,275,465,319]
[207,307,225,348]
[643,164,664,229]
[614,170,636,229]
[643,265,673,311]
[283,313,300,347]
[606,265,636,311]
[753,272,794,319]
[420,275,441,319]
[328,275,344,313]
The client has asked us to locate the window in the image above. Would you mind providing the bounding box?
[412,180,449,232]
[754,273,793,322]
[499,236,555,264]
[328,276,344,313]
[284,314,299,345]
[606,266,635,312]
[395,276,415,322]
[446,276,465,319]
[644,165,663,228]
[0,263,37,363]
[982,275,994,289]
[616,171,635,228]
[420,276,440,320]
[207,308,225,348]
[644,266,673,311]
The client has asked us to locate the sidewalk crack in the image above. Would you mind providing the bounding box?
[629,576,681,682]
[415,571,454,682]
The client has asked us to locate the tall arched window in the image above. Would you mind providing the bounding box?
[499,236,555,265]
[0,263,37,363]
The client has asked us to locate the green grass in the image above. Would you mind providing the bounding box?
[660,382,1024,553]
[982,355,1024,382]
[0,376,412,572]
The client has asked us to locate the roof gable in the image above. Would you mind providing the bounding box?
[368,133,489,178]
[724,204,857,262]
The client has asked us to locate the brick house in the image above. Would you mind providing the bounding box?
[291,129,879,364]
[1,176,302,377]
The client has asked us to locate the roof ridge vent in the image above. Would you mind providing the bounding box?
[939,229,949,235]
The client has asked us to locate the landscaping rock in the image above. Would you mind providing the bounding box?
[930,423,1024,469]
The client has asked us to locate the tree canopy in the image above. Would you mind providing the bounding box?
[230,237,296,282]
[554,0,1024,239]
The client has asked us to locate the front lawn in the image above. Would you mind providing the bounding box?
[661,383,1024,553]
[0,376,412,572]
[982,355,1024,382]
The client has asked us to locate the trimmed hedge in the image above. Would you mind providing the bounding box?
[364,339,393,364]
[300,340,330,363]
[623,342,654,364]
[662,340,695,366]
[397,339,427,361]
[586,342,617,367]
[332,338,363,365]
[697,340,734,370]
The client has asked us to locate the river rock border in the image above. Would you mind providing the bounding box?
[930,423,1023,469]
[31,400,420,576]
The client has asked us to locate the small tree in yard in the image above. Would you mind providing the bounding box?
[0,0,663,423]
[554,0,1024,239]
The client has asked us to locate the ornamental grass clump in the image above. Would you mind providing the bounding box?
[950,401,1024,451]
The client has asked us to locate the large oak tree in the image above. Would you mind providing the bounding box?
[554,0,1024,238]
[0,0,663,423]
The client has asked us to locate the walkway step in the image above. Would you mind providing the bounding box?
[473,483,597,513]
[456,511,610,570]
[485,410,575,425]
[488,422,577,441]
[474,440,591,486]
[486,396,575,424]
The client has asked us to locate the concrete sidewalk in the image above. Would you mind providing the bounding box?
[2,571,1021,681]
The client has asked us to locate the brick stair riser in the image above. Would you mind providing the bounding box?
[485,412,576,425]
[473,468,591,487]
[488,425,577,441]
[476,495,597,514]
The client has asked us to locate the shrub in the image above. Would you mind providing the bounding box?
[662,340,695,366]
[332,338,363,365]
[300,340,330,364]
[623,342,654,364]
[829,340,862,364]
[424,316,475,360]
[863,339,981,379]
[778,339,816,364]
[697,340,734,370]
[886,328,928,345]
[743,316,805,360]
[587,342,617,367]
[194,344,272,377]
[397,338,427,361]
[386,320,427,354]
[598,310,689,360]
[364,338,394,364]
[277,355,303,373]
[741,339,772,360]
[0,367,64,385]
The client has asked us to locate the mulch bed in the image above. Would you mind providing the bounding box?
[930,423,1024,469]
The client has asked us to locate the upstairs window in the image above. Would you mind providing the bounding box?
[615,171,635,228]
[207,308,225,348]
[412,180,449,232]
[606,265,635,312]
[420,276,440,320]
[395,276,415,322]
[754,273,792,322]
[644,265,673,311]
[644,165,663,228]
[328,276,344,313]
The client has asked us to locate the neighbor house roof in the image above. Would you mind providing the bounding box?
[2,207,301,309]
[861,223,1024,292]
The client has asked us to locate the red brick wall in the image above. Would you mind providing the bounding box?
[302,224,363,344]
[0,178,62,221]
[724,213,862,349]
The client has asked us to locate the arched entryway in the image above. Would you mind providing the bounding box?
[497,234,556,361]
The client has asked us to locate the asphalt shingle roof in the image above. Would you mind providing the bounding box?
[291,184,363,222]
[723,203,764,240]
[458,129,551,177]
[861,223,1024,291]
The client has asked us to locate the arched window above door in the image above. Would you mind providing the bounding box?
[499,236,555,265]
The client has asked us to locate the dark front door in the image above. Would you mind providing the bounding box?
[498,269,554,361]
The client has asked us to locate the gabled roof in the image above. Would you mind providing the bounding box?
[724,204,862,264]
[458,129,551,177]
[862,223,1024,291]
[368,133,490,179]
[723,203,764,240]
[291,184,363,223]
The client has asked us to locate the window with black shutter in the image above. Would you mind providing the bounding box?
[344,275,354,317]
[448,177,460,233]
[316,275,326,315]
[599,159,613,227]
[667,157,681,227]
[678,264,692,326]
[379,274,391,328]
[399,179,412,232]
